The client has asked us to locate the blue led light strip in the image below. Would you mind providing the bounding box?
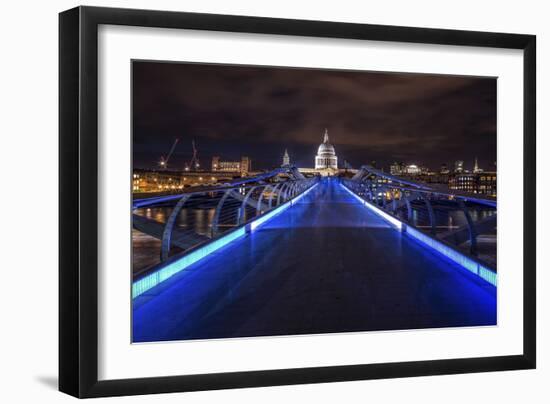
[341,183,402,229]
[251,182,318,231]
[405,227,497,287]
[341,182,497,287]
[132,227,246,298]
[133,182,318,298]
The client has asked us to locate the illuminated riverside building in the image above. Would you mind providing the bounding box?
[133,156,259,194]
[132,169,235,193]
[387,159,496,197]
[449,172,497,197]
[211,156,251,177]
[405,164,421,175]
[390,162,405,175]
[391,163,428,177]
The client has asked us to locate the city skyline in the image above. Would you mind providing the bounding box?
[133,61,496,172]
[134,134,493,174]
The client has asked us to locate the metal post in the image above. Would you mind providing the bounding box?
[285,182,294,201]
[256,185,270,215]
[404,193,412,222]
[277,182,290,205]
[458,199,478,255]
[211,189,233,238]
[276,182,286,206]
[288,181,298,199]
[237,186,257,225]
[269,183,282,209]
[380,186,388,209]
[419,192,436,235]
[160,194,192,261]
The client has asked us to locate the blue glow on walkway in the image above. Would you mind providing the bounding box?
[133,179,496,343]
[251,183,319,231]
[406,227,497,287]
[133,183,318,298]
[341,183,402,229]
[133,227,247,298]
[342,181,496,287]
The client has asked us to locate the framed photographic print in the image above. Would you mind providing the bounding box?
[59,6,536,398]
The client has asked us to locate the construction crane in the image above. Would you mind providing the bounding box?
[158,138,179,170]
[184,140,200,171]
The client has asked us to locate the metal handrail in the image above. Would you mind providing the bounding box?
[351,165,496,207]
[133,177,318,271]
[342,173,497,268]
[133,165,306,209]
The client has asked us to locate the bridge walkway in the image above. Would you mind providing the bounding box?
[133,178,496,342]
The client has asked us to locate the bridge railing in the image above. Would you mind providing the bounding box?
[342,174,497,270]
[132,176,318,278]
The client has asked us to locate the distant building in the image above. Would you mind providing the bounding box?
[241,157,251,176]
[405,164,421,175]
[426,172,450,184]
[440,163,450,174]
[212,156,251,177]
[132,169,228,193]
[473,157,483,173]
[449,172,497,197]
[454,160,464,173]
[315,129,338,171]
[390,162,405,176]
[282,149,290,166]
[296,129,357,177]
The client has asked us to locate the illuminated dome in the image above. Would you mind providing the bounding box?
[315,129,338,170]
[317,142,336,156]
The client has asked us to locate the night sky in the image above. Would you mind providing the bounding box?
[133,61,496,172]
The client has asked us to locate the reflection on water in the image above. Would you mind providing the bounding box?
[407,206,495,233]
[133,205,227,273]
[135,206,216,233]
[177,208,216,236]
[137,207,170,223]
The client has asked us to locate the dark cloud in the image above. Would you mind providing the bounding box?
[133,61,496,171]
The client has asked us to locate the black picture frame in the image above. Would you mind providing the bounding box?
[59,6,536,398]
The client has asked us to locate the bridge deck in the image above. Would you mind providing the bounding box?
[133,178,496,342]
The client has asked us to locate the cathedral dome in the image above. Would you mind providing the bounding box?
[315,129,338,170]
[317,142,336,157]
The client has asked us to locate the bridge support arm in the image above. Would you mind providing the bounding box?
[404,193,412,221]
[419,193,437,235]
[277,182,290,206]
[256,185,270,215]
[237,186,258,225]
[269,183,282,209]
[211,189,233,238]
[458,199,478,255]
[160,194,192,261]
